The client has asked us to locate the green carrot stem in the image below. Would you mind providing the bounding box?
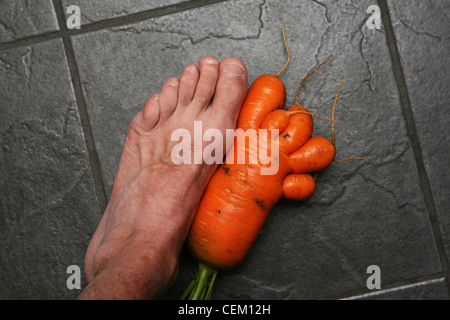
[180,278,195,300]
[181,262,219,300]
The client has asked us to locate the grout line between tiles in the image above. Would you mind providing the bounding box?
[2,0,448,300]
[52,0,108,213]
[377,0,450,296]
[0,31,61,52]
[0,0,231,52]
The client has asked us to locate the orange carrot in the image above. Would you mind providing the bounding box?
[237,23,290,131]
[181,30,339,300]
[288,136,336,173]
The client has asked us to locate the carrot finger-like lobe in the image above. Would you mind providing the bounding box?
[288,136,336,173]
[283,173,316,200]
[261,109,290,132]
[278,106,313,154]
[237,75,286,130]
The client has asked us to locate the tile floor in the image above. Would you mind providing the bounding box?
[0,0,448,300]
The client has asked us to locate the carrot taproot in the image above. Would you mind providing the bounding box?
[186,25,291,272]
[182,31,340,300]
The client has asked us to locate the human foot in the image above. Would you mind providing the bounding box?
[79,56,247,299]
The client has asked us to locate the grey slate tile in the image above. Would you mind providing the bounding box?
[344,278,449,300]
[0,0,59,44]
[0,39,102,299]
[71,0,443,299]
[60,0,190,25]
[388,0,450,262]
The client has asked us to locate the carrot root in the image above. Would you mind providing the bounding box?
[275,24,291,78]
[296,54,332,106]
[331,78,345,145]
[286,109,346,132]
[333,156,374,163]
[181,262,219,300]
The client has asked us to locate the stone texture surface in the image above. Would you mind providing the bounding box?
[0,0,59,44]
[70,0,444,300]
[388,0,450,261]
[0,39,102,299]
[60,0,191,25]
[0,0,448,300]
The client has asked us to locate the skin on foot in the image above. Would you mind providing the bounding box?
[78,57,247,300]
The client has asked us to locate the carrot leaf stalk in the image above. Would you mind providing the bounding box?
[181,262,219,300]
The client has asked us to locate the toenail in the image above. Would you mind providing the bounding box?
[186,65,197,73]
[204,58,219,65]
[223,62,245,77]
[169,79,179,87]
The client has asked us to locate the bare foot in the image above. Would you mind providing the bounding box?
[78,56,247,300]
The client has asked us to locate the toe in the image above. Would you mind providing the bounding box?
[209,57,247,121]
[178,64,200,107]
[140,93,161,131]
[158,77,180,122]
[192,56,220,109]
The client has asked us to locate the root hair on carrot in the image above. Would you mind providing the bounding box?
[331,78,345,145]
[286,109,346,132]
[333,156,374,163]
[275,24,291,78]
[296,54,332,106]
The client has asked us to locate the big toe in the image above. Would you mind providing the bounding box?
[209,57,247,122]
